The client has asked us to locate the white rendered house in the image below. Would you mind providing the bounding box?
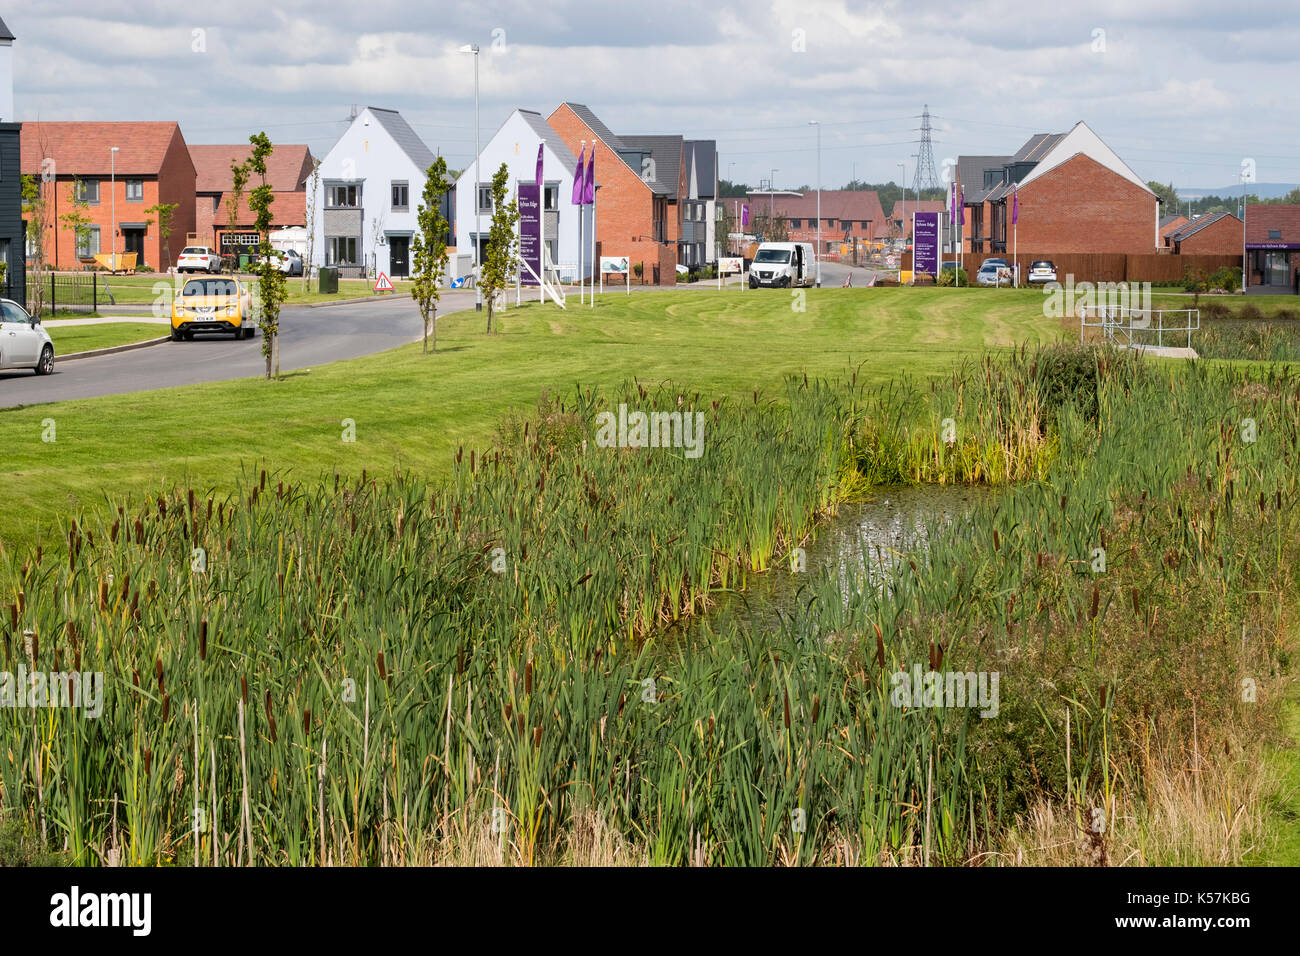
[309,107,452,279]
[455,108,592,283]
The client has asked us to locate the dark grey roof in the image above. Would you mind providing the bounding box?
[957,155,1010,203]
[561,103,625,151]
[1170,211,1236,242]
[1012,133,1065,163]
[366,107,436,173]
[684,140,717,200]
[985,180,1014,202]
[0,16,12,41]
[621,134,683,197]
[1159,214,1185,229]
[517,109,579,175]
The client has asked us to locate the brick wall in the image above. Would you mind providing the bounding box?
[156,130,197,269]
[1015,154,1157,254]
[547,104,676,284]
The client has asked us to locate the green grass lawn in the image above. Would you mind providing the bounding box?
[1,287,1063,554]
[47,322,167,355]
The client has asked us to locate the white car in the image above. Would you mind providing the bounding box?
[0,299,55,375]
[177,246,222,274]
[1027,260,1058,285]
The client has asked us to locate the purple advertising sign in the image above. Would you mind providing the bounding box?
[518,183,542,286]
[913,212,940,275]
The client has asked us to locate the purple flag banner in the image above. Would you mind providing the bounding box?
[1011,185,1019,225]
[518,182,542,286]
[571,145,585,205]
[583,147,595,205]
[913,211,940,275]
[958,188,965,226]
[535,143,544,190]
[741,203,750,227]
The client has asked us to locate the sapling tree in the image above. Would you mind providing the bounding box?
[411,157,452,353]
[21,173,51,314]
[246,132,286,380]
[62,179,94,264]
[145,202,179,271]
[480,162,519,335]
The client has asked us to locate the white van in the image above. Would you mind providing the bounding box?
[749,242,816,288]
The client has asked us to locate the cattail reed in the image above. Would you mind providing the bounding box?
[782,689,791,729]
[200,619,208,661]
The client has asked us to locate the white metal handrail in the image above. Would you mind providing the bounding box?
[1080,306,1200,350]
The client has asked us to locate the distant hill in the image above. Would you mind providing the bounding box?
[1182,182,1298,200]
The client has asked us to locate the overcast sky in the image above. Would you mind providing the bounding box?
[11,0,1299,192]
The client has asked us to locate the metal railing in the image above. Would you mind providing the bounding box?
[1080,306,1200,350]
[25,272,103,316]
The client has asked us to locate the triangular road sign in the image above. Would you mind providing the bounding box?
[374,273,395,292]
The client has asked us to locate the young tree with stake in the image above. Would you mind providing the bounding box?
[246,132,286,380]
[412,158,453,353]
[479,163,519,334]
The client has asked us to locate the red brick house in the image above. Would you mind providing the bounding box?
[957,122,1158,257]
[745,189,887,257]
[1245,204,1300,292]
[1159,214,1188,249]
[546,103,678,284]
[1168,211,1242,255]
[889,199,946,240]
[191,144,316,258]
[21,121,197,270]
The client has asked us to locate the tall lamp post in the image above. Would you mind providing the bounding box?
[1240,166,1248,294]
[897,161,906,248]
[809,120,821,287]
[458,43,481,311]
[110,146,119,272]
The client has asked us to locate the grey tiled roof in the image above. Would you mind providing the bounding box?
[957,155,1010,203]
[0,16,13,40]
[517,109,579,175]
[1012,133,1065,163]
[621,134,683,198]
[562,103,626,151]
[1159,214,1185,229]
[1170,211,1236,241]
[366,107,436,174]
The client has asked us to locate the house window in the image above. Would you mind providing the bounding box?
[327,184,359,208]
[790,219,801,228]
[391,182,409,211]
[326,236,358,265]
[126,180,144,202]
[77,225,101,259]
[544,185,558,211]
[76,180,100,205]
[477,185,493,214]
[1269,229,1282,240]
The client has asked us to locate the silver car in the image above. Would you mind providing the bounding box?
[0,299,55,375]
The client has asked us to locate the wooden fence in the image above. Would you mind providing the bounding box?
[901,251,1241,284]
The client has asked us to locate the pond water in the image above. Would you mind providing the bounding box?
[678,483,998,641]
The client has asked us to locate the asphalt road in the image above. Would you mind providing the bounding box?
[0,290,479,409]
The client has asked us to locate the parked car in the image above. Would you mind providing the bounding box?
[0,299,54,375]
[749,242,816,288]
[1027,260,1058,284]
[177,246,223,274]
[976,261,1009,287]
[171,277,257,340]
[254,249,305,277]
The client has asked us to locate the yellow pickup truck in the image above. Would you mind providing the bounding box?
[170,277,257,341]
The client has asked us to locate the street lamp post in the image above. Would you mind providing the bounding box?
[810,120,820,287]
[897,161,906,247]
[459,43,481,311]
[110,146,120,272]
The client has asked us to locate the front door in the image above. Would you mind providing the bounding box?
[389,237,410,278]
[123,228,145,262]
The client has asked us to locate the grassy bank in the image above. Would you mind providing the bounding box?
[1,287,1061,556]
[47,323,167,356]
[2,344,1295,865]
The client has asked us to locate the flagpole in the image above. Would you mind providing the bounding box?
[591,183,597,310]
